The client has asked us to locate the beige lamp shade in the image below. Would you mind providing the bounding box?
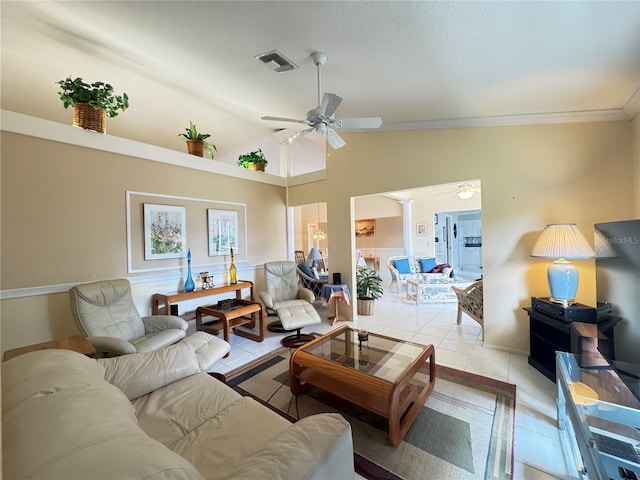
[531,224,595,259]
[531,224,594,306]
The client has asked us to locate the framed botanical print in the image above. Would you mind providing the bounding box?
[416,222,428,236]
[208,209,239,256]
[143,203,187,259]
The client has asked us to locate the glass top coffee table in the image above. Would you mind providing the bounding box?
[407,278,472,304]
[290,325,435,446]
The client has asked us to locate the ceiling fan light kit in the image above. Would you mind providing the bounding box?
[261,51,382,149]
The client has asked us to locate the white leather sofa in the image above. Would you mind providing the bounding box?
[2,342,355,479]
[386,255,451,292]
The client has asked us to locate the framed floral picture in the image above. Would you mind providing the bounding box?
[417,222,428,236]
[143,204,187,260]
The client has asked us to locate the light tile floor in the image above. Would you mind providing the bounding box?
[212,290,574,480]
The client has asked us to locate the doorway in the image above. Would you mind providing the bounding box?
[435,209,482,280]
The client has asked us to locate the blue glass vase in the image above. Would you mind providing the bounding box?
[184,249,195,292]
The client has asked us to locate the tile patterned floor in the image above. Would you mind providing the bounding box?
[209,290,574,479]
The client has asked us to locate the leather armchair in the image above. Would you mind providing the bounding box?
[259,261,320,347]
[69,279,188,356]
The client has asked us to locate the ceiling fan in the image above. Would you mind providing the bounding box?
[438,182,482,200]
[262,52,382,149]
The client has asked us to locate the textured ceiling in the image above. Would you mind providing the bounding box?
[2,1,639,175]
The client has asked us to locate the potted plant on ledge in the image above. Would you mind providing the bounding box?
[356,266,383,315]
[56,76,129,133]
[237,149,268,171]
[178,121,217,158]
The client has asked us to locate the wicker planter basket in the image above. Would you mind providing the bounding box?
[73,103,106,133]
[357,298,375,316]
[255,163,265,172]
[186,140,205,157]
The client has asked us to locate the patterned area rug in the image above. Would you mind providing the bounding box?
[227,347,515,480]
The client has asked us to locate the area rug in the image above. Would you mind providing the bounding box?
[227,347,515,480]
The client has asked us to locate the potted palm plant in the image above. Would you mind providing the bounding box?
[356,266,383,315]
[237,149,268,171]
[56,76,129,133]
[178,121,217,158]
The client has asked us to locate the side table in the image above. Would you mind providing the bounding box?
[3,335,96,362]
[196,300,264,357]
[320,284,351,325]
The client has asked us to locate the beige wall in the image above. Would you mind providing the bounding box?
[2,119,637,356]
[289,121,635,353]
[1,131,287,353]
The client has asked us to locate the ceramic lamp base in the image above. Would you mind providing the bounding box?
[547,258,578,306]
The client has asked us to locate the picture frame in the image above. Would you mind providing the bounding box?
[208,209,239,256]
[355,219,375,237]
[417,222,428,236]
[144,203,187,260]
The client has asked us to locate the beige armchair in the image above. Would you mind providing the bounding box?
[69,279,189,357]
[259,261,321,347]
[452,279,484,341]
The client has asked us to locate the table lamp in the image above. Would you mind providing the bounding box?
[530,223,595,306]
[307,247,323,269]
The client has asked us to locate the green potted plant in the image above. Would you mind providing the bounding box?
[237,149,268,171]
[356,266,383,315]
[56,76,129,133]
[178,121,217,158]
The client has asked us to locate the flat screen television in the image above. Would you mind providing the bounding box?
[595,219,640,399]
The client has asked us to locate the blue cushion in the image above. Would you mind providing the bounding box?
[394,258,411,274]
[419,258,437,273]
[298,262,314,277]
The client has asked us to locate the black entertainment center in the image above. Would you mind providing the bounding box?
[525,297,620,382]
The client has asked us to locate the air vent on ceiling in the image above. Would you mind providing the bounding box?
[255,50,297,73]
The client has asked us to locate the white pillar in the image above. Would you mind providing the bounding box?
[399,199,413,256]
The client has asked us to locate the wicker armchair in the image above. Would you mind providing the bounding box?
[296,263,329,297]
[294,250,306,264]
[452,280,484,341]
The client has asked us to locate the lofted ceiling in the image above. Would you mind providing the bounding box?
[2,1,639,175]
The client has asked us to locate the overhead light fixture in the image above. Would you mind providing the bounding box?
[255,50,297,73]
[530,223,595,306]
[457,183,475,200]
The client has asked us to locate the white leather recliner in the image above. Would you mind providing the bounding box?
[70,279,188,357]
[70,279,230,369]
[259,261,321,347]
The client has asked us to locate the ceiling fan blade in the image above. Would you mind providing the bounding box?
[326,128,346,149]
[261,116,308,124]
[319,93,343,118]
[333,117,383,129]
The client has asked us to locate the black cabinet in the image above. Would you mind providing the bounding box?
[525,303,619,382]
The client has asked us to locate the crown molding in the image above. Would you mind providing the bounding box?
[378,108,631,132]
[623,87,640,120]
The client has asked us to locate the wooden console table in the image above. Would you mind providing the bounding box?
[152,280,255,319]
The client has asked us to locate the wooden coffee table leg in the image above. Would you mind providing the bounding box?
[388,345,436,446]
